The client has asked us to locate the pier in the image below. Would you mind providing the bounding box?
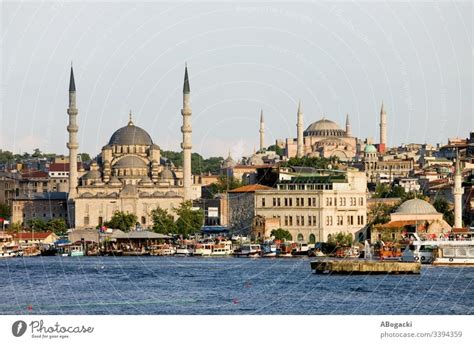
[310,259,421,274]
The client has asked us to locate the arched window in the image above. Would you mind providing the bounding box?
[141,216,146,225]
[309,234,316,244]
[297,233,304,242]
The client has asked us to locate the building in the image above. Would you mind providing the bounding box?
[12,231,59,245]
[65,65,200,229]
[371,198,452,241]
[227,184,273,235]
[10,192,68,225]
[48,162,83,192]
[253,169,367,243]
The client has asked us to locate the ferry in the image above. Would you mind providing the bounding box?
[401,234,474,265]
[211,241,233,256]
[193,243,213,256]
[69,245,85,257]
[0,245,23,258]
[149,244,175,256]
[175,244,194,256]
[234,244,261,257]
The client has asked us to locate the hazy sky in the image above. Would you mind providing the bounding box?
[1,1,472,158]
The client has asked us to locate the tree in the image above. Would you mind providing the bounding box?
[270,228,292,241]
[279,156,338,169]
[266,144,284,156]
[47,218,68,236]
[208,175,243,195]
[433,197,454,226]
[151,207,177,234]
[8,222,23,233]
[26,218,47,231]
[0,150,14,163]
[328,232,353,247]
[104,211,138,232]
[367,202,398,226]
[174,201,204,237]
[0,203,11,219]
[79,153,91,162]
[32,148,42,158]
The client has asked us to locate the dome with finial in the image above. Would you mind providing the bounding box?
[222,151,236,168]
[108,111,153,146]
[304,118,345,137]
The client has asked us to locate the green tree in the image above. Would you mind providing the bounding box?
[328,232,353,247]
[32,148,42,158]
[208,175,243,195]
[161,150,224,175]
[104,211,138,232]
[270,228,292,241]
[47,218,68,236]
[266,144,284,156]
[433,197,455,226]
[79,153,91,162]
[0,150,14,163]
[367,202,399,226]
[174,201,204,237]
[26,218,47,231]
[8,222,23,233]
[151,207,177,234]
[280,156,338,169]
[0,203,11,219]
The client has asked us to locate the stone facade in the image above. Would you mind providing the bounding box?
[254,170,367,243]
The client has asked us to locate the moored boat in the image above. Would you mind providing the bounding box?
[234,244,261,257]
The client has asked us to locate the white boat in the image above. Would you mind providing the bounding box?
[234,244,261,257]
[175,244,194,256]
[193,243,213,256]
[432,244,474,265]
[69,245,84,257]
[261,243,277,257]
[402,234,474,265]
[211,241,233,256]
[149,244,174,256]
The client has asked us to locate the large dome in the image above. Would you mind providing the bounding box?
[109,121,153,146]
[113,156,148,168]
[304,119,345,137]
[395,199,439,215]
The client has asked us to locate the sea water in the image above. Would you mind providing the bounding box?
[0,256,472,315]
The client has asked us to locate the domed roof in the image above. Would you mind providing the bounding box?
[139,176,153,185]
[364,144,377,153]
[395,199,439,215]
[304,118,345,137]
[109,121,153,146]
[160,168,175,180]
[82,170,101,179]
[114,156,147,169]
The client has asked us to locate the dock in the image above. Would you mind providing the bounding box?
[310,259,421,274]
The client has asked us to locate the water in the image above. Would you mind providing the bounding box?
[0,257,472,315]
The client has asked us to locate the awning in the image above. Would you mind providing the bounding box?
[201,226,229,234]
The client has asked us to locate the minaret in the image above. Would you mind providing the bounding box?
[259,109,265,152]
[296,101,304,158]
[379,102,387,152]
[181,65,192,201]
[345,113,351,137]
[454,150,463,228]
[67,65,78,199]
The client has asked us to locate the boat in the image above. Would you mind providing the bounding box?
[211,240,233,256]
[260,242,277,257]
[69,245,85,257]
[374,242,402,261]
[22,245,41,257]
[233,244,261,257]
[175,244,194,256]
[193,243,213,256]
[277,242,295,257]
[0,244,23,258]
[292,243,311,256]
[432,244,474,265]
[149,244,175,256]
[401,233,474,265]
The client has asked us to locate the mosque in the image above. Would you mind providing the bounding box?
[66,66,200,229]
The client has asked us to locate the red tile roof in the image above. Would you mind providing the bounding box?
[13,232,55,240]
[49,162,82,172]
[229,184,273,193]
[21,170,49,179]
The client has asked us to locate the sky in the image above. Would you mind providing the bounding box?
[1,1,472,158]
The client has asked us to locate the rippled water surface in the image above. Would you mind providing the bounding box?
[0,257,472,315]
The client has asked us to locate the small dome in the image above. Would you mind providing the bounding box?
[139,192,150,197]
[152,191,164,197]
[139,176,153,185]
[109,122,153,146]
[120,184,137,196]
[304,119,345,137]
[395,199,439,215]
[222,155,236,168]
[364,144,377,153]
[81,192,94,198]
[160,168,175,180]
[165,191,178,197]
[249,155,264,166]
[82,170,101,179]
[108,192,118,198]
[109,177,122,186]
[114,156,147,169]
